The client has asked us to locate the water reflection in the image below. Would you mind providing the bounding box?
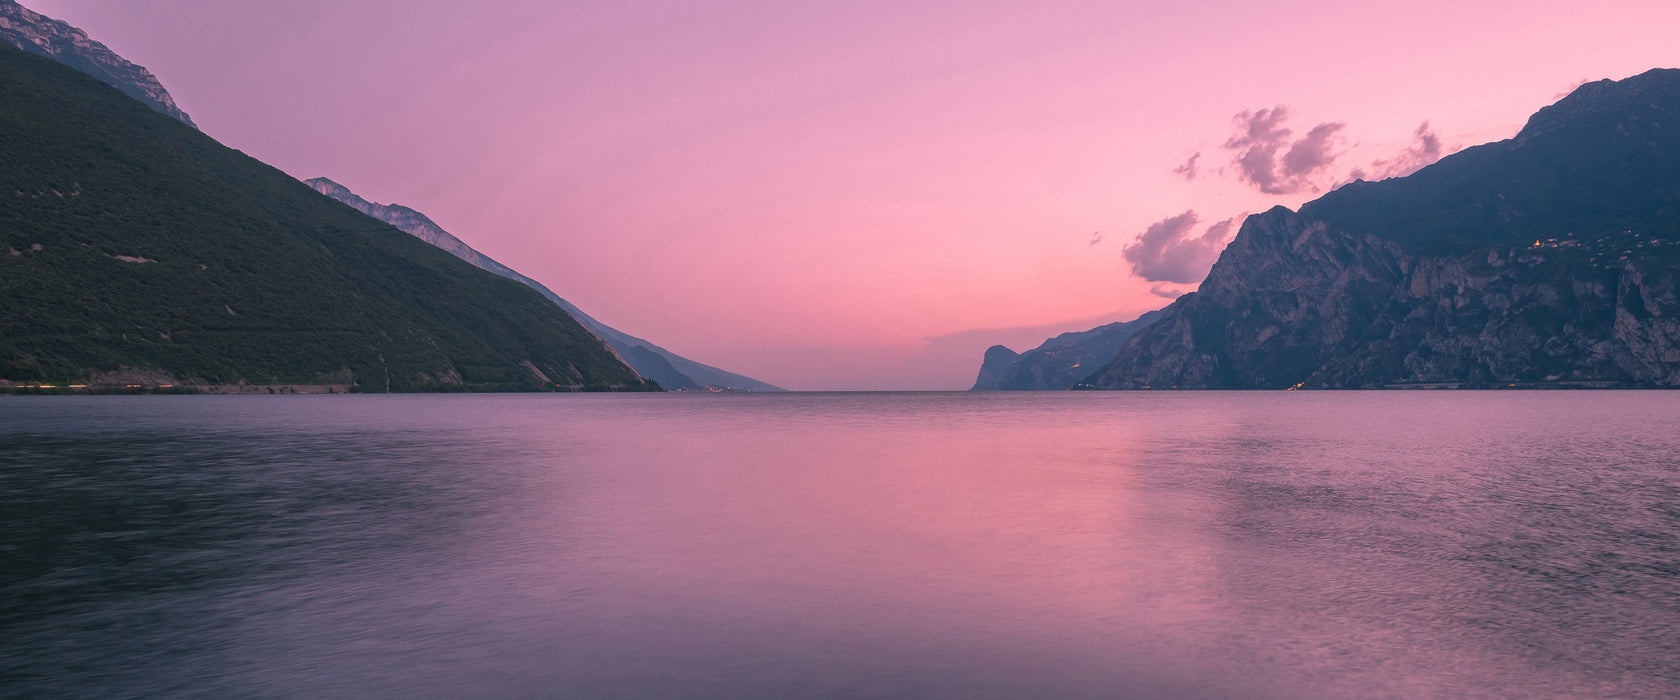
[2,393,1677,698]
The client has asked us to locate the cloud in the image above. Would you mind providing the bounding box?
[1203,216,1237,241]
[1282,122,1345,179]
[1364,121,1445,180]
[1173,152,1201,180]
[1223,106,1345,195]
[1089,231,1103,247]
[1149,283,1188,299]
[1122,211,1237,284]
[1224,107,1291,192]
[1554,78,1591,100]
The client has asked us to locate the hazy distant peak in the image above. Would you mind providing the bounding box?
[306,176,785,392]
[0,0,195,128]
[971,310,1163,391]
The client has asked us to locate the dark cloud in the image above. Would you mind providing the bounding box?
[1223,106,1345,195]
[1173,152,1201,181]
[1365,121,1445,180]
[1203,217,1237,241]
[1122,211,1237,284]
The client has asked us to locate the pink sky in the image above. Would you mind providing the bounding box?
[30,0,1680,389]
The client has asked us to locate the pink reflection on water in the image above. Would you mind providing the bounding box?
[25,393,1666,697]
[392,392,1674,697]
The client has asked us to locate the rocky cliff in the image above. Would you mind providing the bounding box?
[970,345,1020,391]
[1084,69,1680,389]
[0,1,194,127]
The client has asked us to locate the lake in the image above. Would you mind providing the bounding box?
[2,392,1678,698]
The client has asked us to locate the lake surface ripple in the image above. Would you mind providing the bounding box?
[2,392,1677,698]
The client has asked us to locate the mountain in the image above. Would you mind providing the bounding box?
[1083,69,1680,389]
[304,178,783,392]
[0,1,194,127]
[971,310,1162,390]
[971,345,1019,391]
[0,43,652,392]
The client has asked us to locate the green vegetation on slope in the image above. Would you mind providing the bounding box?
[0,44,653,392]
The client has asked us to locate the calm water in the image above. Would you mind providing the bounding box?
[2,393,1678,699]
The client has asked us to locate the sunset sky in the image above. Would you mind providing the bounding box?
[30,0,1680,389]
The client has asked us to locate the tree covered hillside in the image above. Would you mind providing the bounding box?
[0,44,652,392]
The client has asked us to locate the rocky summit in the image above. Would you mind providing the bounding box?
[1083,69,1680,389]
[0,0,195,127]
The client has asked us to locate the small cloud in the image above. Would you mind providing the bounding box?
[1203,217,1237,241]
[1122,211,1237,284]
[1149,283,1188,299]
[1366,121,1447,180]
[1173,152,1201,181]
[1089,231,1103,247]
[1283,122,1345,179]
[1554,78,1591,100]
[1223,106,1345,195]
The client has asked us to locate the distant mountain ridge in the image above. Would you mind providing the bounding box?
[0,42,651,392]
[0,0,194,127]
[305,178,782,392]
[1083,69,1680,389]
[971,310,1162,390]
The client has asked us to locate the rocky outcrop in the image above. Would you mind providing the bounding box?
[1612,264,1680,385]
[1085,68,1680,390]
[970,345,1020,391]
[0,1,195,127]
[306,177,512,276]
[305,177,782,391]
[972,310,1161,390]
[1084,210,1680,389]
